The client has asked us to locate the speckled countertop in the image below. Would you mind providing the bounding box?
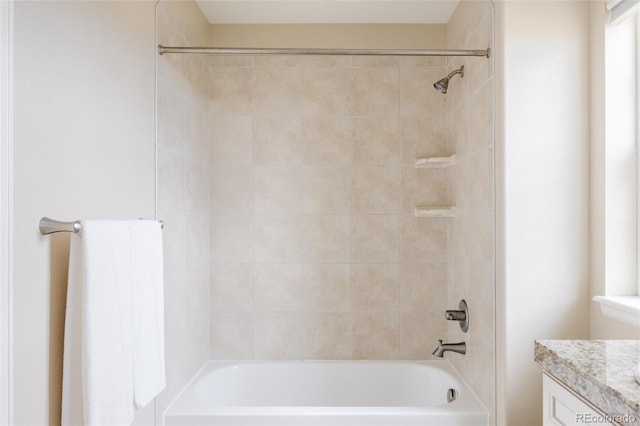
[535,340,640,426]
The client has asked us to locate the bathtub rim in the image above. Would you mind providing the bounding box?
[163,359,488,420]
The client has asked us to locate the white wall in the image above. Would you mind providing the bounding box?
[495,1,591,424]
[12,2,156,424]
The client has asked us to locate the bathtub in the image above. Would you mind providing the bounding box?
[164,360,488,426]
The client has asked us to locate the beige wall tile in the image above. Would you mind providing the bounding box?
[303,116,352,165]
[468,147,494,215]
[254,166,302,214]
[202,44,493,366]
[400,311,446,359]
[401,167,450,214]
[352,116,401,165]
[253,214,302,263]
[254,116,305,165]
[252,55,300,68]
[351,166,401,214]
[351,264,400,311]
[399,68,445,117]
[400,116,449,165]
[210,166,253,215]
[210,312,254,359]
[301,68,352,116]
[209,56,252,68]
[447,1,495,420]
[210,263,254,312]
[303,313,353,359]
[352,56,398,68]
[252,68,302,115]
[303,166,351,214]
[352,312,400,359]
[211,214,253,263]
[209,67,252,116]
[210,115,253,165]
[158,82,188,153]
[254,313,303,358]
[302,214,350,262]
[303,264,351,312]
[351,67,399,116]
[467,81,493,155]
[297,55,353,68]
[254,263,303,311]
[351,215,400,263]
[449,100,469,156]
[157,146,185,216]
[400,216,448,263]
[186,213,210,267]
[399,56,446,69]
[400,263,447,312]
[184,158,210,213]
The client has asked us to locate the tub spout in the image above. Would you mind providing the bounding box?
[432,340,466,357]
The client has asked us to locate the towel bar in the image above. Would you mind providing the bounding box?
[39,217,164,235]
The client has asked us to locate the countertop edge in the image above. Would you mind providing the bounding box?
[534,340,640,425]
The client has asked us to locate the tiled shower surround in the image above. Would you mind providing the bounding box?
[157,0,494,422]
[447,2,495,422]
[209,55,451,360]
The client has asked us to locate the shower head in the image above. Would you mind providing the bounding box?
[433,65,464,94]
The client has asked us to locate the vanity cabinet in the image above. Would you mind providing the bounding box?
[543,373,613,426]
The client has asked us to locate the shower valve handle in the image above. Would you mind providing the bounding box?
[445,310,466,321]
[445,300,469,333]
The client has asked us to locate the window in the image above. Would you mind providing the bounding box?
[592,0,640,329]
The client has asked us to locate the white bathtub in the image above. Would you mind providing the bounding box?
[164,360,488,426]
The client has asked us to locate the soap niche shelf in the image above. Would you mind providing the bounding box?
[415,154,456,169]
[414,207,456,218]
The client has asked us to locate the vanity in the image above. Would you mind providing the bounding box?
[535,340,640,426]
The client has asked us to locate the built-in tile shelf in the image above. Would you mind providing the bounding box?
[414,207,456,218]
[415,155,456,169]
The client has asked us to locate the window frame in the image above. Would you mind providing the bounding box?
[593,4,640,329]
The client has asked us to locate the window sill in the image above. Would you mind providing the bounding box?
[593,296,640,329]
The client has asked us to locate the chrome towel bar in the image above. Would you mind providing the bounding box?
[39,217,164,236]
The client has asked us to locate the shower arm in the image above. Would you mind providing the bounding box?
[445,68,464,79]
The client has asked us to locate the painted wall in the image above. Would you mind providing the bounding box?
[210,24,447,49]
[495,1,591,424]
[446,1,495,423]
[12,1,156,424]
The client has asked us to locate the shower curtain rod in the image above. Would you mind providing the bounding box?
[158,45,491,58]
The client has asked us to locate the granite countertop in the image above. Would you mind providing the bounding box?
[535,340,640,426]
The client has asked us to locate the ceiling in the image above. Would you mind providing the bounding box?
[194,1,461,24]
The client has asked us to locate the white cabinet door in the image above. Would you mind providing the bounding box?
[543,373,613,426]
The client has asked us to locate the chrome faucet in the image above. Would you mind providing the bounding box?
[432,340,466,357]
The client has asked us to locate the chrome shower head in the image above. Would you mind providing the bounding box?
[433,65,464,94]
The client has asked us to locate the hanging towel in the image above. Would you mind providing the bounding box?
[130,220,166,408]
[62,221,135,426]
[61,232,85,426]
[61,220,166,425]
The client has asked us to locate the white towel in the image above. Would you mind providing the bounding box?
[130,220,166,408]
[61,233,85,426]
[61,220,165,426]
